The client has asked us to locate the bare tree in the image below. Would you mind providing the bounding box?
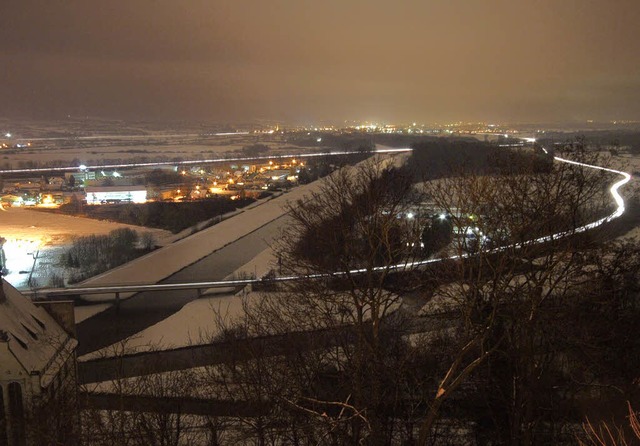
[79,340,202,446]
[189,148,636,445]
[415,148,630,444]
[579,402,640,446]
[196,156,429,445]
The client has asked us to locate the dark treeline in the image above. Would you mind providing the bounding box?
[47,195,257,234]
[406,139,552,181]
[61,228,154,283]
[372,133,452,148]
[66,197,256,234]
[460,259,640,443]
[285,131,375,151]
[145,169,185,186]
[239,143,270,157]
[295,151,377,185]
[538,130,640,154]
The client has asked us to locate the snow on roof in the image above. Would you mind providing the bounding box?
[85,185,147,193]
[0,279,77,387]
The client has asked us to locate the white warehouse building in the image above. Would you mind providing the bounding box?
[85,185,147,204]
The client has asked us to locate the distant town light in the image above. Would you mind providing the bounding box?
[79,164,87,171]
[5,133,11,138]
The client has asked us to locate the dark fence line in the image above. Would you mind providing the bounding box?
[78,325,359,384]
[81,393,270,417]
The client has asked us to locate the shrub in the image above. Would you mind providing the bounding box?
[61,228,147,283]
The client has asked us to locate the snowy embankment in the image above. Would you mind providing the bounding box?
[614,153,640,241]
[76,152,408,356]
[77,156,411,360]
[77,150,407,294]
[78,247,276,361]
[77,178,323,290]
[75,304,112,324]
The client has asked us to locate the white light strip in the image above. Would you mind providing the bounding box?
[30,145,634,295]
[0,148,412,174]
[352,149,632,275]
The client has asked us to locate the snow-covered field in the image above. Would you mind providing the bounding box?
[1,133,315,166]
[3,143,243,165]
[0,207,173,288]
[0,207,173,246]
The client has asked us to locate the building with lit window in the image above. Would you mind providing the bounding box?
[0,279,78,445]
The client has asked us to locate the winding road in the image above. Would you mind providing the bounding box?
[74,147,633,355]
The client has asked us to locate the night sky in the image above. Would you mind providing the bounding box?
[1,0,639,124]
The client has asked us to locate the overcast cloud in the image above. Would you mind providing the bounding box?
[1,0,639,124]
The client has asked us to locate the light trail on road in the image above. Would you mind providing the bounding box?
[31,146,633,300]
[0,147,412,175]
[376,147,633,273]
[272,146,633,279]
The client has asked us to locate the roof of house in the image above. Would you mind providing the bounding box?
[0,279,77,387]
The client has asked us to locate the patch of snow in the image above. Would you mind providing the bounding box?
[78,248,276,361]
[75,304,112,323]
[78,293,259,361]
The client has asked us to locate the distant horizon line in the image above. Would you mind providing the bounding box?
[1,116,640,129]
